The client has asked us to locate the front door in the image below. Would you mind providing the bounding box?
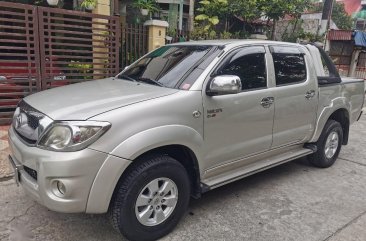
[202,46,275,171]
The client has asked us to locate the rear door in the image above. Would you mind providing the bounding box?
[270,45,318,148]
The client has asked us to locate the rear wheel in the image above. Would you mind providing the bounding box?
[109,155,190,241]
[308,120,343,168]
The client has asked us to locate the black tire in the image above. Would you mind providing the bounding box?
[109,155,190,241]
[308,119,343,168]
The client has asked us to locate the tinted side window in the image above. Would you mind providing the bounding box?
[272,54,307,86]
[219,53,267,91]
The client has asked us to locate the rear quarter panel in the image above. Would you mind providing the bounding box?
[310,79,365,142]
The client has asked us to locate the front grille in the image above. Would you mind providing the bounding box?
[23,166,38,181]
[27,113,40,129]
[14,100,46,145]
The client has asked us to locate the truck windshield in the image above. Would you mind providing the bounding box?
[117,45,215,89]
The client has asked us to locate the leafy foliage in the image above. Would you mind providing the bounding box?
[132,0,159,13]
[80,0,97,9]
[282,22,325,43]
[258,0,312,21]
[194,0,312,39]
[310,1,353,30]
[68,61,93,80]
[332,2,353,30]
[195,0,228,31]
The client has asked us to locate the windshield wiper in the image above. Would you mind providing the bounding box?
[118,74,137,82]
[138,77,165,87]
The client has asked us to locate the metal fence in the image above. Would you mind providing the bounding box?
[355,52,366,80]
[0,2,121,124]
[328,41,353,78]
[120,23,148,68]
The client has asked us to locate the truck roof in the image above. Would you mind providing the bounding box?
[168,39,304,48]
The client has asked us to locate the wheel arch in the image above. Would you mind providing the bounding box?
[86,125,204,213]
[328,108,350,145]
[310,107,350,144]
[104,144,202,215]
[123,144,202,199]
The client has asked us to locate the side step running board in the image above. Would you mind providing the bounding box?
[202,148,314,191]
[304,143,317,152]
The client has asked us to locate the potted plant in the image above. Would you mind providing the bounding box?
[140,8,149,16]
[47,0,59,6]
[80,0,97,10]
[132,0,159,16]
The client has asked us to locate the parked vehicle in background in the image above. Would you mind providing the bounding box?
[8,40,365,241]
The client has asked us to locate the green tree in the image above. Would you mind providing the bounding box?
[195,0,228,33]
[194,0,312,39]
[331,2,353,30]
[310,1,353,30]
[230,0,261,22]
[258,0,312,39]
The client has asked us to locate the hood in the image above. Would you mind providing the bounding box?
[24,78,179,120]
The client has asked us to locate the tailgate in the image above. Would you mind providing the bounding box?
[341,78,365,122]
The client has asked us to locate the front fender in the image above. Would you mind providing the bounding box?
[86,154,131,213]
[86,125,203,213]
[110,125,204,161]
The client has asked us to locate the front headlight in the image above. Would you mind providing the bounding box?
[38,121,111,152]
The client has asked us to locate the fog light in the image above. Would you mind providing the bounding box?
[56,180,66,196]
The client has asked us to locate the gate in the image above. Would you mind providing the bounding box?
[0,2,41,124]
[37,7,120,88]
[0,2,120,124]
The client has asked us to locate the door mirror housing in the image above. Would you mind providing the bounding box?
[206,75,242,96]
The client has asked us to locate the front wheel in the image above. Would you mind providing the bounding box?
[308,120,343,168]
[109,155,190,241]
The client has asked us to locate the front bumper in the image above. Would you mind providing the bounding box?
[8,126,109,213]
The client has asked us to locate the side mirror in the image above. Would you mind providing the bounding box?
[0,76,7,81]
[206,75,242,96]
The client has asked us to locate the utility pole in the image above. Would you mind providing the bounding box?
[320,0,334,34]
[188,0,194,32]
[178,0,184,34]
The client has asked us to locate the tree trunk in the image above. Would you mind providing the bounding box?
[224,17,226,32]
[271,19,276,40]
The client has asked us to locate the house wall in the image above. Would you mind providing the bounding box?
[274,19,320,41]
[92,0,112,76]
[93,0,111,15]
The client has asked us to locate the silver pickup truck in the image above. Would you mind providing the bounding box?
[8,40,365,241]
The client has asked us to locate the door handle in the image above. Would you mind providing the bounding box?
[261,97,274,108]
[305,90,316,99]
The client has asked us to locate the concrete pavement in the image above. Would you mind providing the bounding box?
[1,114,366,241]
